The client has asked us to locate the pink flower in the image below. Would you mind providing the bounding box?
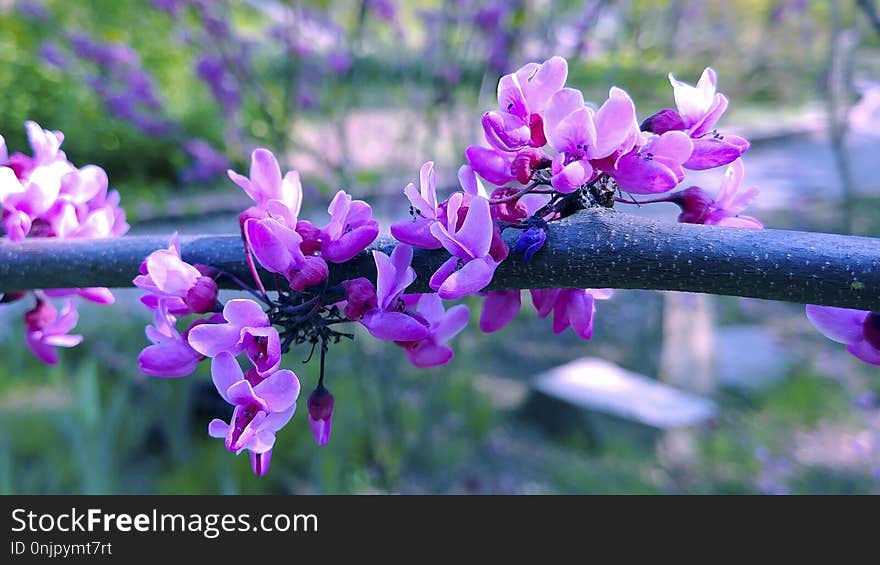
[187,299,281,376]
[393,293,470,367]
[210,352,300,416]
[481,56,568,152]
[244,216,305,274]
[134,233,219,315]
[543,86,640,193]
[243,216,329,291]
[666,68,750,170]
[530,288,613,340]
[208,403,296,459]
[320,190,379,263]
[428,194,505,299]
[207,352,300,476]
[228,148,302,226]
[669,159,762,228]
[806,305,880,365]
[391,161,443,249]
[360,244,430,341]
[138,302,205,378]
[23,298,82,365]
[602,130,693,195]
[669,68,729,137]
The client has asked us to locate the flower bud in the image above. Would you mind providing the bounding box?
[511,147,548,185]
[668,186,714,225]
[185,276,219,314]
[640,108,687,135]
[250,449,272,477]
[514,225,548,261]
[307,384,335,446]
[287,256,329,292]
[295,220,323,256]
[489,187,528,222]
[342,277,377,320]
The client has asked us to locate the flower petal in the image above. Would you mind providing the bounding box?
[593,87,638,158]
[361,310,430,341]
[479,290,521,333]
[806,305,866,344]
[436,256,498,299]
[211,352,244,403]
[254,369,301,412]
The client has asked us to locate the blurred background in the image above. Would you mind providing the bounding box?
[1,0,880,494]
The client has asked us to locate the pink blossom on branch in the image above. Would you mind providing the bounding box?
[23,298,82,365]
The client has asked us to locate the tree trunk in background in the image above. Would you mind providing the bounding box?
[656,292,716,476]
[827,2,860,234]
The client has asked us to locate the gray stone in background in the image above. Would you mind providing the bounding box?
[714,324,794,392]
[521,357,717,449]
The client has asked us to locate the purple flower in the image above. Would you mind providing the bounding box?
[210,352,300,417]
[138,302,205,378]
[669,68,729,136]
[482,56,568,152]
[806,305,880,365]
[543,86,640,192]
[134,233,219,315]
[181,139,230,184]
[196,55,240,115]
[465,145,516,186]
[391,161,443,249]
[394,293,470,368]
[208,404,296,467]
[360,245,430,341]
[207,351,299,475]
[320,190,379,263]
[327,50,353,74]
[307,383,334,446]
[601,130,693,195]
[39,41,68,68]
[23,298,83,365]
[479,290,521,333]
[669,159,762,228]
[530,288,613,340]
[244,217,305,274]
[187,299,281,376]
[228,148,303,226]
[667,68,750,170]
[365,0,398,21]
[429,194,502,299]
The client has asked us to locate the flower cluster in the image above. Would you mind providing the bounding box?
[0,121,128,363]
[123,56,774,476]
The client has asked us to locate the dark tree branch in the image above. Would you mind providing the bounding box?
[1,209,879,310]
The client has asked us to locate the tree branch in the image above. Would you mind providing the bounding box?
[1,208,879,310]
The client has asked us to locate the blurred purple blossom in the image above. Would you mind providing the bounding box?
[196,55,241,116]
[38,41,68,68]
[16,0,50,21]
[181,140,230,184]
